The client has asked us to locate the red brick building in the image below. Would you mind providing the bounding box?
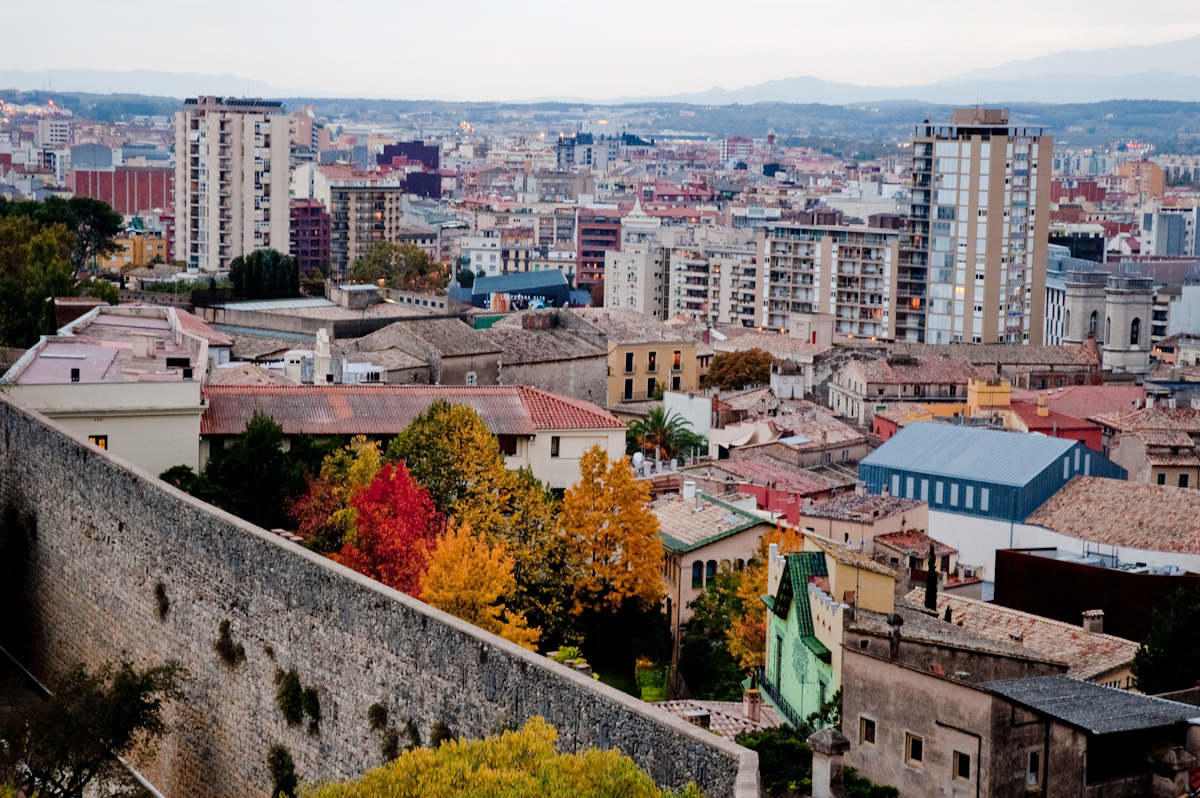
[289,199,331,274]
[576,208,621,287]
[71,167,173,215]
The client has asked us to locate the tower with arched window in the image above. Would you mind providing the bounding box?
[1101,276,1153,374]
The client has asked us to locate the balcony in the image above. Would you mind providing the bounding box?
[754,666,804,729]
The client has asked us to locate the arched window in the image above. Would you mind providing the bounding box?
[1130,317,1141,347]
[735,559,746,571]
[1089,311,1098,336]
[1105,316,1111,343]
[705,560,717,584]
[691,561,703,588]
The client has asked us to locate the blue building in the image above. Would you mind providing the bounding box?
[859,422,1126,523]
[471,270,570,311]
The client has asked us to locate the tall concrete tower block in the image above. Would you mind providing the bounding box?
[1102,276,1153,374]
[1062,271,1108,345]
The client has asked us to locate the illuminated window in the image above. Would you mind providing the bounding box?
[88,435,108,450]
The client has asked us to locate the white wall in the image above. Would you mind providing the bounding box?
[927,509,1200,582]
[663,390,711,437]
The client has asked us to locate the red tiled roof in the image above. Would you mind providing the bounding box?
[201,385,622,437]
[851,356,990,386]
[709,457,829,496]
[1010,385,1145,422]
[874,530,955,558]
[174,307,233,347]
[1090,406,1200,434]
[1009,401,1096,432]
[906,589,1138,682]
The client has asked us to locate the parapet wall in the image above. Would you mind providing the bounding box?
[0,393,757,798]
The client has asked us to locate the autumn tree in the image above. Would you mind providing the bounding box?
[727,526,805,670]
[332,462,444,595]
[705,347,774,390]
[420,521,540,650]
[561,446,663,616]
[290,436,384,551]
[309,717,701,798]
[386,399,510,537]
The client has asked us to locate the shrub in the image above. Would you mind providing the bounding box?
[154,582,170,621]
[267,744,297,798]
[368,703,389,731]
[302,687,321,735]
[274,669,304,726]
[215,620,246,667]
[429,720,454,748]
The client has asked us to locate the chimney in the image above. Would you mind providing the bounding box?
[1082,609,1105,634]
[1037,394,1050,417]
[132,333,156,359]
[695,488,703,512]
[743,687,762,724]
[682,480,696,501]
[682,709,711,730]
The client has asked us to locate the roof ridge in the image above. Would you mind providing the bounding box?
[915,589,1137,643]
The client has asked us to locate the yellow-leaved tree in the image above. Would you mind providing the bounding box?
[385,399,510,537]
[289,435,383,552]
[727,525,805,669]
[305,717,701,798]
[420,521,540,650]
[561,445,663,616]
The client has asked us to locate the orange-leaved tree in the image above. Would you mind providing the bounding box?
[289,435,383,552]
[420,521,540,650]
[727,525,805,669]
[561,445,663,615]
[332,462,443,595]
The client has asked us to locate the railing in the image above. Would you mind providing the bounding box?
[754,666,805,729]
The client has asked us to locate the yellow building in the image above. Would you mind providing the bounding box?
[570,308,699,406]
[98,233,168,271]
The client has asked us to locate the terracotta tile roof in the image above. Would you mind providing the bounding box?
[698,457,829,496]
[800,492,923,522]
[173,307,233,347]
[479,326,606,364]
[906,589,1138,682]
[873,530,955,558]
[807,534,898,577]
[714,329,829,361]
[850,600,1053,665]
[653,494,771,553]
[572,307,695,345]
[653,700,784,741]
[1025,476,1200,555]
[201,384,621,437]
[1009,385,1145,422]
[872,403,932,423]
[206,363,297,386]
[353,318,501,358]
[850,356,991,386]
[1126,428,1196,448]
[889,340,1102,367]
[1090,406,1200,434]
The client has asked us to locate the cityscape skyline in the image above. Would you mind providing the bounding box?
[3,1,1200,101]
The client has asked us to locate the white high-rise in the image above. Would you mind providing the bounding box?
[175,97,291,271]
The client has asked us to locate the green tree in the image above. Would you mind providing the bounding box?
[0,659,189,798]
[627,408,700,462]
[0,219,78,347]
[1132,585,1200,694]
[229,249,300,298]
[306,717,701,798]
[350,241,447,293]
[84,278,120,306]
[705,348,774,390]
[385,400,511,537]
[455,267,475,288]
[66,196,124,271]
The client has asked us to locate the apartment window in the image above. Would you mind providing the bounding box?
[624,379,634,401]
[953,750,971,781]
[672,376,681,390]
[842,449,849,461]
[625,351,635,373]
[1026,749,1043,790]
[672,350,682,371]
[647,351,658,372]
[1158,472,1167,485]
[647,378,657,397]
[856,717,877,746]
[465,370,477,386]
[87,434,108,450]
[904,733,924,767]
[1180,473,1190,488]
[691,561,703,588]
[550,436,561,458]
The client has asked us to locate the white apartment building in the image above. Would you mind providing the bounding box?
[174,97,292,272]
[908,108,1052,344]
[762,223,900,339]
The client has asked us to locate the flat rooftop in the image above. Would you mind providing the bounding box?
[4,308,202,385]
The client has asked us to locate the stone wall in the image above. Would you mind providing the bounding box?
[0,394,758,798]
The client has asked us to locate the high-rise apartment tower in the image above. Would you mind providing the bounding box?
[174,97,291,271]
[900,108,1052,344]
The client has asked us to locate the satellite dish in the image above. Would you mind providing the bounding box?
[632,452,644,469]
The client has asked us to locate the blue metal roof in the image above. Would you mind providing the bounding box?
[472,269,568,296]
[860,422,1076,487]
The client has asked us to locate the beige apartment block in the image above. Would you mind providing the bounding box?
[762,223,900,339]
[175,97,292,271]
[908,108,1053,345]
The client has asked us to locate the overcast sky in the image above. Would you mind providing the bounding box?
[6,0,1200,101]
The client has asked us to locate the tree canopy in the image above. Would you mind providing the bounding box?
[627,408,704,462]
[350,241,448,293]
[1132,585,1200,694]
[561,446,663,616]
[0,195,123,271]
[0,217,78,347]
[705,348,774,391]
[305,717,700,798]
[0,659,189,798]
[229,248,300,298]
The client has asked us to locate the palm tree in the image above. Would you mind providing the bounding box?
[628,408,698,461]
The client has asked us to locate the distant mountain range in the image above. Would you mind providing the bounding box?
[6,34,1200,105]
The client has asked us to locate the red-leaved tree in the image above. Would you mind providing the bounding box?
[331,463,444,595]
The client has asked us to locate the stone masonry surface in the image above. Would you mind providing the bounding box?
[0,393,758,798]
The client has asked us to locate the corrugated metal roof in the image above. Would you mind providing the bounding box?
[982,675,1199,735]
[860,422,1076,487]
